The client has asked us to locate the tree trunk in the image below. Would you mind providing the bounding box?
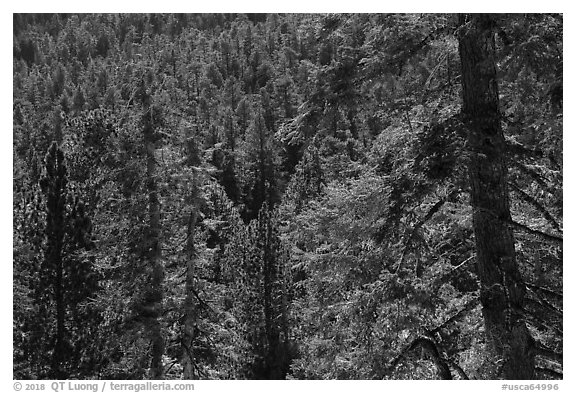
[182,137,203,379]
[142,91,165,379]
[182,206,199,379]
[41,143,68,379]
[262,216,279,379]
[52,255,66,378]
[458,14,535,379]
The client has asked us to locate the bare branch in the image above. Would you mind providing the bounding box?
[475,206,563,245]
[526,288,563,317]
[385,336,453,380]
[384,300,479,380]
[431,255,476,291]
[535,342,563,363]
[526,313,563,337]
[508,219,563,245]
[430,299,479,335]
[510,181,562,233]
[525,282,563,301]
[535,367,563,379]
[448,359,470,380]
[505,138,544,159]
[398,189,460,271]
[510,160,558,198]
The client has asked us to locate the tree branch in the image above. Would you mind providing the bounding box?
[526,313,563,337]
[525,282,563,301]
[510,181,562,233]
[188,285,219,317]
[432,255,476,290]
[508,219,563,245]
[526,288,563,317]
[398,189,459,271]
[505,138,544,159]
[430,299,479,335]
[385,335,453,380]
[476,206,563,245]
[448,359,470,380]
[384,299,478,380]
[535,342,563,363]
[510,160,558,197]
[535,367,563,379]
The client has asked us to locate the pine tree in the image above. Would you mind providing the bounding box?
[39,142,69,378]
[224,205,292,379]
[181,136,203,379]
[138,78,165,379]
[34,142,102,378]
[242,109,279,221]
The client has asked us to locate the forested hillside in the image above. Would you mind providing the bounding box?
[13,13,563,380]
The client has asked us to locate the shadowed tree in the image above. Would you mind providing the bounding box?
[39,142,69,379]
[458,14,535,379]
[138,79,165,379]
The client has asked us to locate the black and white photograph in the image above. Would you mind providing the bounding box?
[12,10,564,383]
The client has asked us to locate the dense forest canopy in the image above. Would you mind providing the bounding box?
[13,13,562,380]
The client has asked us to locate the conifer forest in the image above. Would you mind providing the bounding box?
[12,13,563,380]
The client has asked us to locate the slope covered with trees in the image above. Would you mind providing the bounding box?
[13,13,562,380]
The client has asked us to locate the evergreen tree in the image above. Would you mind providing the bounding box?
[458,13,535,379]
[138,78,165,379]
[242,108,280,220]
[39,142,70,378]
[12,13,562,381]
[223,205,292,379]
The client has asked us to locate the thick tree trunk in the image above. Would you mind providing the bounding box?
[142,92,165,379]
[458,14,535,379]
